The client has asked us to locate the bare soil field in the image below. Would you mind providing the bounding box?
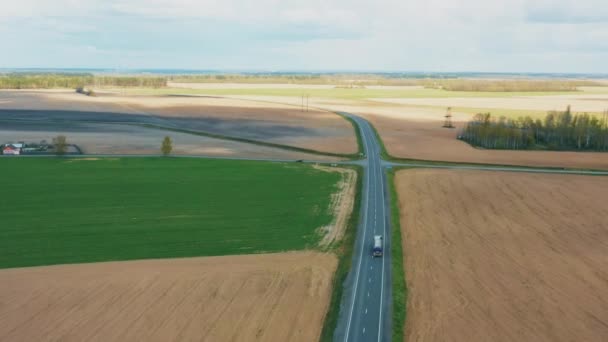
[372,94,608,113]
[0,252,337,342]
[0,121,337,160]
[0,90,357,155]
[214,94,608,169]
[396,169,608,342]
[367,115,608,169]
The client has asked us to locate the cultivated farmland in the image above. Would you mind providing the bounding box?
[395,169,608,342]
[0,120,336,160]
[366,114,608,169]
[159,84,608,169]
[0,90,358,156]
[372,93,608,113]
[0,252,336,342]
[0,158,347,268]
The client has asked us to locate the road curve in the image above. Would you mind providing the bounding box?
[334,112,391,342]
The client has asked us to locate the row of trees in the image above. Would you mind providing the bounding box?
[0,73,167,89]
[459,107,608,151]
[91,76,166,88]
[0,74,94,89]
[169,74,422,86]
[422,79,597,92]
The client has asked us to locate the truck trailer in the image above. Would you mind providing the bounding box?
[373,235,383,257]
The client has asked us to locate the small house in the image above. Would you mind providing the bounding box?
[2,144,22,155]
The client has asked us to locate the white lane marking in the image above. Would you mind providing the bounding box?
[344,119,372,342]
[363,328,366,334]
[367,291,370,297]
[369,278,371,283]
[370,266,373,270]
[365,308,368,314]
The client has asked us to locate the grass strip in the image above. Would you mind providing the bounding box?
[320,166,362,342]
[388,169,407,342]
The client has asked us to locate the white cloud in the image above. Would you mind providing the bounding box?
[0,0,606,72]
[527,0,608,23]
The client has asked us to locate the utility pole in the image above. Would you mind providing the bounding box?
[443,107,455,128]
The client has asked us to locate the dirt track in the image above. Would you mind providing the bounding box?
[0,252,336,342]
[396,169,608,342]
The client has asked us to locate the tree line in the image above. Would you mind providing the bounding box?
[459,107,608,151]
[422,79,598,92]
[0,73,167,89]
[0,74,94,89]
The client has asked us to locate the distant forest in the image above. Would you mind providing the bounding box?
[0,73,166,89]
[0,72,604,92]
[421,79,598,92]
[460,107,608,151]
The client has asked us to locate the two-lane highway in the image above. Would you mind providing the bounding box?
[331,111,608,342]
[334,112,391,342]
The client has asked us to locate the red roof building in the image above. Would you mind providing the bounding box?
[2,145,21,155]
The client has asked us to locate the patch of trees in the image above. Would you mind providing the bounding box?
[92,76,166,88]
[171,74,328,84]
[53,135,68,155]
[161,136,173,156]
[169,74,422,86]
[0,73,94,89]
[0,73,167,89]
[460,107,608,151]
[422,79,598,92]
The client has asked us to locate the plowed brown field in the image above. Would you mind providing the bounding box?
[369,115,608,169]
[395,169,608,342]
[0,252,337,342]
[205,93,608,169]
[0,90,357,156]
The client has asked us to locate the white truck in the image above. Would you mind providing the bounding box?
[373,235,383,257]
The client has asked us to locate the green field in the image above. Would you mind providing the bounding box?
[0,158,342,269]
[119,86,608,100]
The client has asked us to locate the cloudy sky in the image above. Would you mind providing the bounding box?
[1,0,606,72]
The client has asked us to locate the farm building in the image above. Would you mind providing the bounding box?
[2,144,23,155]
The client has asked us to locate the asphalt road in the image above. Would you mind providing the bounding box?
[330,112,608,342]
[334,112,391,342]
